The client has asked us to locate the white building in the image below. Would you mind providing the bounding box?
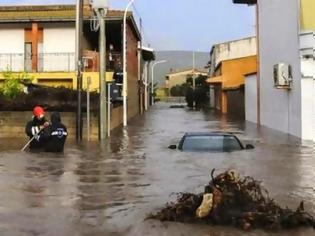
[235,0,315,142]
[208,36,257,76]
[208,37,257,108]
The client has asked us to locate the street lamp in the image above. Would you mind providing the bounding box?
[123,0,135,127]
[151,60,167,105]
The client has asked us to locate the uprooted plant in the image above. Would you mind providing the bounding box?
[149,169,315,230]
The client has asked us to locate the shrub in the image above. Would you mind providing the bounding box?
[0,70,33,99]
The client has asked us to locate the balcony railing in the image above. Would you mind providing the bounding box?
[0,52,122,73]
[38,53,75,72]
[0,53,24,72]
[0,53,75,72]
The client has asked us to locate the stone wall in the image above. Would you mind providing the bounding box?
[0,106,124,139]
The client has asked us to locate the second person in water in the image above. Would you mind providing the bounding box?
[25,107,68,152]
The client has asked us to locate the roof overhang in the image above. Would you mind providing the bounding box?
[232,0,257,4]
[0,5,141,40]
[206,75,223,84]
[139,46,155,61]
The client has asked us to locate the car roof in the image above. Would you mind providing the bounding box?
[184,132,239,137]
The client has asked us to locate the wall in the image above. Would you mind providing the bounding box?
[156,87,168,98]
[126,23,140,119]
[300,0,315,31]
[221,56,257,89]
[43,28,75,53]
[167,73,189,89]
[301,77,314,140]
[0,29,24,71]
[43,28,75,71]
[210,37,256,75]
[300,31,315,141]
[0,106,124,139]
[245,74,257,123]
[258,0,301,137]
[0,71,114,90]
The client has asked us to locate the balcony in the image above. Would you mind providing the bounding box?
[0,53,75,72]
[38,53,75,72]
[0,52,122,73]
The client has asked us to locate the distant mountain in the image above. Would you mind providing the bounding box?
[153,51,209,86]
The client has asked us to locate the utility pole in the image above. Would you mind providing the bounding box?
[144,62,149,111]
[192,51,196,108]
[139,18,143,114]
[151,60,167,105]
[75,0,83,141]
[97,8,107,140]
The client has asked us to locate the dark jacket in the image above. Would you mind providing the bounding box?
[25,116,48,150]
[44,112,67,153]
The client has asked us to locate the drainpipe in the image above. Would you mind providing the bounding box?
[123,0,136,127]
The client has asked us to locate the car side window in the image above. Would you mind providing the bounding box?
[223,136,242,151]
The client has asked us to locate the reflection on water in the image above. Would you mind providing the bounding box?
[0,103,314,236]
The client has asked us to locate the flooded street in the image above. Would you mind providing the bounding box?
[0,103,315,236]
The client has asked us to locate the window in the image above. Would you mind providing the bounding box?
[24,42,32,72]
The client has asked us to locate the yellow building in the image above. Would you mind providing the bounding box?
[165,69,207,94]
[300,0,315,31]
[156,84,169,98]
[207,55,257,114]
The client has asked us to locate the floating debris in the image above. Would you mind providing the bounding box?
[169,105,186,109]
[149,169,315,230]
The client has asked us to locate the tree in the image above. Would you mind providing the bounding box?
[186,74,209,109]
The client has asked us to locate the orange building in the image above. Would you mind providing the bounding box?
[207,55,257,115]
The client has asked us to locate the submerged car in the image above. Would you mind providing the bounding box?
[168,132,254,152]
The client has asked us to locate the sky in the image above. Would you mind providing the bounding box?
[0,0,255,52]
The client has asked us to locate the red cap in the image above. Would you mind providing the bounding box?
[33,106,45,118]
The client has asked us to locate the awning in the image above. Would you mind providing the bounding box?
[206,75,223,84]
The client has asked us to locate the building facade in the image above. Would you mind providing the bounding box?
[165,69,207,92]
[208,36,256,76]
[207,55,257,114]
[0,4,151,120]
[207,37,257,112]
[235,0,315,142]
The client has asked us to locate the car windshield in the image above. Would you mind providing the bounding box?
[181,135,242,152]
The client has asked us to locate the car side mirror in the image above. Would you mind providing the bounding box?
[168,145,177,150]
[245,144,255,150]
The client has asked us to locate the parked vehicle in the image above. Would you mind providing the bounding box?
[168,132,254,152]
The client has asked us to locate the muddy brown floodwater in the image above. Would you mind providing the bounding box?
[0,103,314,236]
